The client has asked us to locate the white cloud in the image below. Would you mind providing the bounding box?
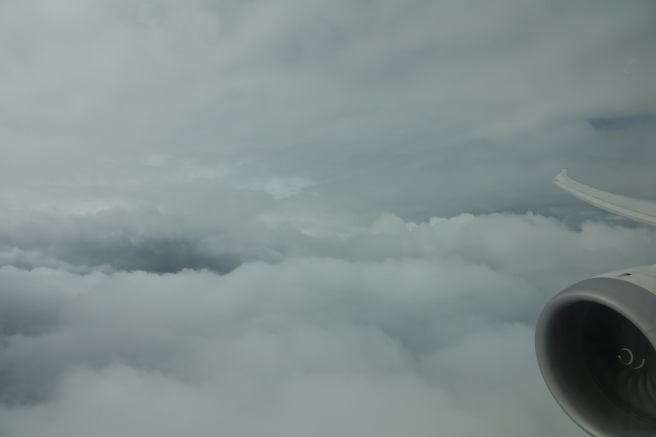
[0,213,654,435]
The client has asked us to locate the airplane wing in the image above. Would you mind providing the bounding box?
[554,169,656,228]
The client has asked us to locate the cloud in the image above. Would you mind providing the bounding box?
[0,213,655,435]
[588,115,656,132]
[0,0,654,224]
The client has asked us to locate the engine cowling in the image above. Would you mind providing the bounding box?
[536,266,656,437]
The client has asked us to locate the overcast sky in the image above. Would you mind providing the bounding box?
[0,1,655,436]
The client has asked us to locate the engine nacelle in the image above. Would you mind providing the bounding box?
[536,266,656,437]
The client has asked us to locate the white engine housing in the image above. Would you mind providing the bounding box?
[536,265,656,437]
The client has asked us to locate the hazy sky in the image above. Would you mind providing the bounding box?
[0,1,655,436]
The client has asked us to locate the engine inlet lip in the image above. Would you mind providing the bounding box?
[536,277,656,437]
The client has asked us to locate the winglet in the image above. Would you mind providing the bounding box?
[553,168,569,186]
[554,169,656,228]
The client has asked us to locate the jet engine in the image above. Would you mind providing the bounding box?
[536,266,656,437]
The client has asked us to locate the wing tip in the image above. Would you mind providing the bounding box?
[553,168,570,186]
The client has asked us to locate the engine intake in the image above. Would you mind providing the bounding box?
[536,275,656,437]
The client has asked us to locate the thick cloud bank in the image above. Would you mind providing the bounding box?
[1,213,656,436]
[0,0,654,435]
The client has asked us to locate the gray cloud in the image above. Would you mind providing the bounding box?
[0,214,655,435]
[0,0,654,222]
[588,115,656,131]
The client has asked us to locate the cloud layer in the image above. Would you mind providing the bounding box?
[1,213,656,436]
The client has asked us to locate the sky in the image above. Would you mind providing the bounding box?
[0,0,655,436]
